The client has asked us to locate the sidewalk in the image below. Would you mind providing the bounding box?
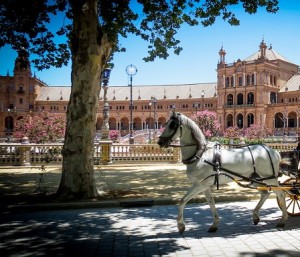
[0,163,264,210]
[2,200,300,257]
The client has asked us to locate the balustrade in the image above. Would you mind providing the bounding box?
[0,141,297,166]
[0,142,181,166]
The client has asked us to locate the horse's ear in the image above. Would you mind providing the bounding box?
[170,110,176,117]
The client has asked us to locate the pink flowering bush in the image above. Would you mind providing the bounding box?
[109,130,120,142]
[244,124,272,142]
[190,110,220,139]
[223,126,243,139]
[223,124,273,143]
[15,112,65,143]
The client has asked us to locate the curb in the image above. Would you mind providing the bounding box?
[0,193,271,213]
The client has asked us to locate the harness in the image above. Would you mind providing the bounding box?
[181,142,207,164]
[203,144,277,189]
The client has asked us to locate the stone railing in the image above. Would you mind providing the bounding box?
[0,141,297,167]
[265,142,298,152]
[0,141,181,166]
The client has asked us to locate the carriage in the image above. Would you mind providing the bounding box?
[278,150,300,216]
[158,111,300,234]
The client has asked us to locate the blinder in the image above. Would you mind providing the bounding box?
[158,114,182,147]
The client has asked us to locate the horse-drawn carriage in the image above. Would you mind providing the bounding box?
[279,150,300,216]
[158,111,300,234]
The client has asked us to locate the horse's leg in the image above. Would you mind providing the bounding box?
[203,188,219,232]
[177,183,209,234]
[253,180,288,228]
[253,188,270,225]
[273,189,288,227]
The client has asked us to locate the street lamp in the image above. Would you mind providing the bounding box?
[201,90,205,110]
[149,101,152,142]
[101,68,111,139]
[192,103,200,114]
[152,97,157,142]
[126,64,138,144]
[148,97,157,143]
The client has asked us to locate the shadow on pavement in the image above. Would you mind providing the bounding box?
[1,201,299,257]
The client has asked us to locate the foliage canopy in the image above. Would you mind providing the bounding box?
[0,0,279,68]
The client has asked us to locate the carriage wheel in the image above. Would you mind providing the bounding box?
[278,178,300,216]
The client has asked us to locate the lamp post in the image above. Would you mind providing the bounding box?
[149,101,152,142]
[126,64,138,144]
[148,97,157,143]
[192,103,200,114]
[101,68,111,139]
[152,97,157,142]
[201,90,205,110]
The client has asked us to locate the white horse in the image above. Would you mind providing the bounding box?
[157,111,289,234]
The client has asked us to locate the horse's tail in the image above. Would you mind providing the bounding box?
[278,157,292,177]
[279,157,292,167]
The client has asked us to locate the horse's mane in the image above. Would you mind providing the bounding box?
[178,113,206,149]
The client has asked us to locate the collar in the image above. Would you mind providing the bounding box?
[182,142,207,165]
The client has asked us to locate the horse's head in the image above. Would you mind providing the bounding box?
[157,111,182,148]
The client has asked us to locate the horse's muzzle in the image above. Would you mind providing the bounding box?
[157,137,170,148]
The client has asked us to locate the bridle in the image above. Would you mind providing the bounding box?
[160,115,197,148]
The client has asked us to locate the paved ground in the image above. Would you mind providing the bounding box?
[1,200,300,257]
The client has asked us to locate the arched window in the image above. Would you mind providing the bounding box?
[246,75,251,86]
[225,77,230,87]
[251,74,255,85]
[247,92,254,104]
[237,93,243,105]
[226,114,233,128]
[274,113,284,128]
[247,113,254,127]
[227,94,233,105]
[270,92,277,103]
[5,116,14,133]
[237,114,243,128]
[288,112,297,128]
[270,75,273,86]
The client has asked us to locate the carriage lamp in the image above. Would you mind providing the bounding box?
[101,68,111,139]
[126,64,138,144]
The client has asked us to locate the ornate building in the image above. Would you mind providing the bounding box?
[217,40,300,136]
[1,40,300,140]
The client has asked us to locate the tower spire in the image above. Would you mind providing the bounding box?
[14,47,31,74]
[259,39,267,59]
[219,45,226,64]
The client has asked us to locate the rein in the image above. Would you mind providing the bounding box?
[169,143,197,148]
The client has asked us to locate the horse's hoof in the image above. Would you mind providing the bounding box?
[276,222,285,228]
[208,226,218,233]
[253,218,260,225]
[178,224,185,234]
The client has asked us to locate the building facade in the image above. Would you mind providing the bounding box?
[1,40,300,140]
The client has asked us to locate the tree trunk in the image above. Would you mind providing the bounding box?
[57,0,111,199]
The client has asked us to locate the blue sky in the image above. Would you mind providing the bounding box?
[0,1,300,87]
